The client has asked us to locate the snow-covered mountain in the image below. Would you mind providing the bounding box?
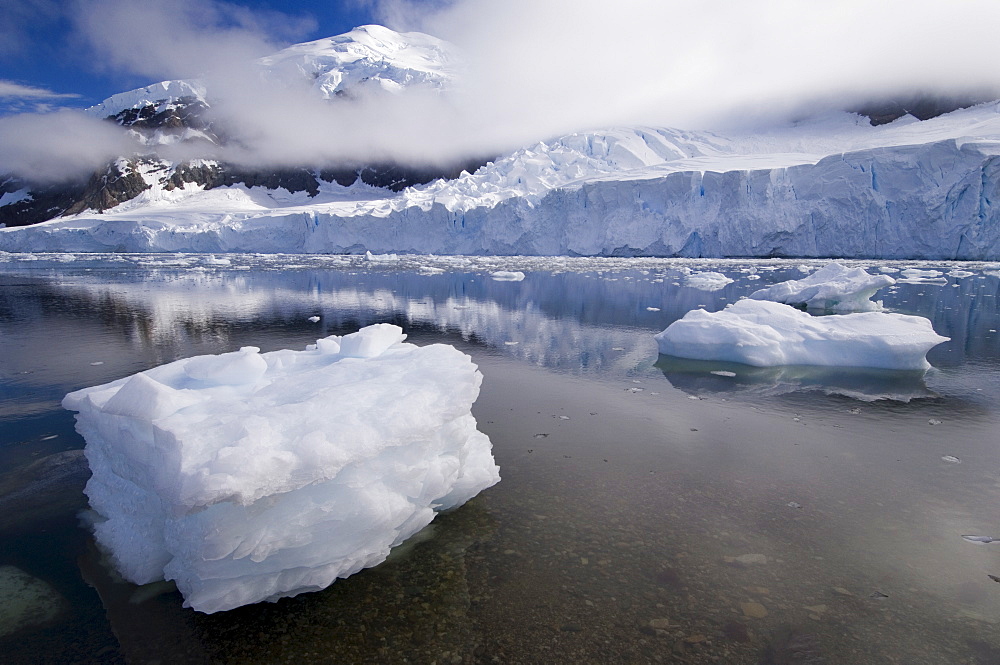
[1,25,999,259]
[0,26,475,228]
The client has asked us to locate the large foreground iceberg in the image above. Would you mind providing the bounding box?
[63,324,500,613]
[749,263,895,312]
[654,300,948,370]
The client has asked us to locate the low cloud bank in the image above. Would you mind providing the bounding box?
[3,0,999,181]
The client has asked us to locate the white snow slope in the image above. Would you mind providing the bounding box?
[2,26,999,259]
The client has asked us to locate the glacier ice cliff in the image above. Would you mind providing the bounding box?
[3,106,1000,259]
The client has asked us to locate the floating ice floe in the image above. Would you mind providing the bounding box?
[364,250,399,262]
[897,267,948,284]
[654,300,948,370]
[64,324,500,613]
[684,271,733,291]
[749,263,894,312]
[489,270,525,281]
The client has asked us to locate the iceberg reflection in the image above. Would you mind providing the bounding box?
[655,356,937,402]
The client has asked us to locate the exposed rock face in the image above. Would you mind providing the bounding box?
[62,161,151,216]
[852,92,994,125]
[1,161,151,228]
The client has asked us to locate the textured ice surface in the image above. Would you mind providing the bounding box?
[5,104,1000,258]
[684,271,734,291]
[749,263,895,312]
[63,324,499,613]
[654,300,948,370]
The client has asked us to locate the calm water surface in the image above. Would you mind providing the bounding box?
[1,253,999,664]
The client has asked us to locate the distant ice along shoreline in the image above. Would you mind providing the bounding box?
[3,102,1000,259]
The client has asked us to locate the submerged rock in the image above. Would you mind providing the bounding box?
[0,566,68,638]
[0,450,90,533]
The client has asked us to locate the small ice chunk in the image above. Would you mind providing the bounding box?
[646,306,661,312]
[928,418,943,425]
[307,316,320,323]
[962,535,997,544]
[941,455,961,463]
[90,361,104,366]
[749,263,894,312]
[684,271,733,291]
[710,370,737,377]
[364,251,398,262]
[654,300,948,370]
[901,268,942,278]
[897,268,948,284]
[490,271,525,281]
[948,270,974,278]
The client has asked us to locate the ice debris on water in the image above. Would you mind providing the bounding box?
[962,535,998,544]
[90,361,104,366]
[307,316,320,322]
[490,271,525,281]
[710,370,737,377]
[62,324,500,613]
[655,300,948,370]
[749,263,893,312]
[941,455,961,464]
[786,502,802,509]
[684,272,733,291]
[928,418,942,425]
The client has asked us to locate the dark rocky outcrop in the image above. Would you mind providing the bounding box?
[61,160,151,215]
[853,92,995,126]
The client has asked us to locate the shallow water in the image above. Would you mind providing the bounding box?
[1,253,999,664]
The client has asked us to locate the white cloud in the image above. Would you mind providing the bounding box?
[71,0,316,81]
[0,80,80,100]
[5,0,1000,181]
[0,110,139,182]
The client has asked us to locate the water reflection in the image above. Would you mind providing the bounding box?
[1,254,1000,664]
[655,356,938,402]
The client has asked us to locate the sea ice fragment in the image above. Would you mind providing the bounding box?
[749,263,894,312]
[64,324,499,613]
[654,300,948,370]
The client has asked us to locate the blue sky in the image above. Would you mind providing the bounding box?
[0,1,377,114]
